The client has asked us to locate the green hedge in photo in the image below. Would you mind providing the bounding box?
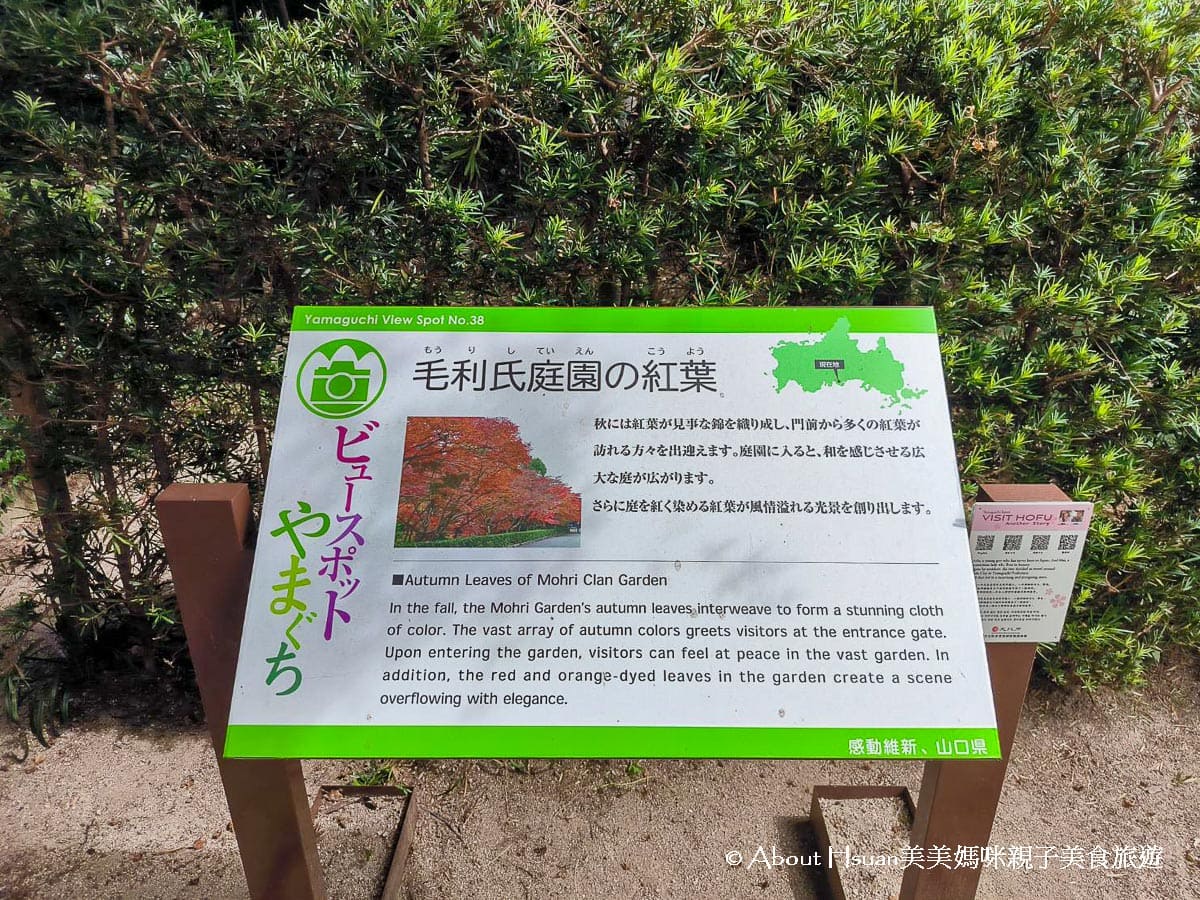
[1,0,1198,697]
[397,527,569,548]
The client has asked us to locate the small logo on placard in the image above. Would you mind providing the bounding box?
[297,339,387,419]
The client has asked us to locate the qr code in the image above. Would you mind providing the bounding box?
[1031,534,1050,551]
[975,534,995,551]
[1058,534,1079,551]
[1003,534,1023,551]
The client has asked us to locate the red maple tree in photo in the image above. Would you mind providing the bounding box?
[396,417,581,542]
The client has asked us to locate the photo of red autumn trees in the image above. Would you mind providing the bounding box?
[395,417,582,547]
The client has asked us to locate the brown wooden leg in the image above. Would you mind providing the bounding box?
[899,482,1068,900]
[157,484,326,900]
[898,641,1037,900]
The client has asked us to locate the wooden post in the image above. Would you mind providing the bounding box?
[898,483,1069,900]
[156,484,327,900]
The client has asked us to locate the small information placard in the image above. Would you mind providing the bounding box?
[970,501,1092,642]
[225,306,999,760]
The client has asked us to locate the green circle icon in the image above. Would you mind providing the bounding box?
[296,338,387,419]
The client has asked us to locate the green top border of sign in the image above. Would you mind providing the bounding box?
[290,305,937,334]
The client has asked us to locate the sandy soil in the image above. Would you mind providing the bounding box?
[0,664,1196,900]
[820,796,912,898]
[1,498,1198,899]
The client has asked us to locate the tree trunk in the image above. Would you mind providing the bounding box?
[247,377,271,484]
[0,311,90,646]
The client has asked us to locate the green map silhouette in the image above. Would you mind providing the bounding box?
[771,317,926,408]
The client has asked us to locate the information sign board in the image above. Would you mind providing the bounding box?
[971,501,1092,642]
[225,307,999,760]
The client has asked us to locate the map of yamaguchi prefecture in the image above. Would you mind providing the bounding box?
[771,317,926,408]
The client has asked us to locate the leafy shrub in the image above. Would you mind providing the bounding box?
[0,0,1197,691]
[399,528,569,549]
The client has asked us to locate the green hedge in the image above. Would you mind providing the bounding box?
[1,0,1198,689]
[398,527,570,548]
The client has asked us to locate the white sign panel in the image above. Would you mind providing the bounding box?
[971,501,1092,642]
[225,306,999,760]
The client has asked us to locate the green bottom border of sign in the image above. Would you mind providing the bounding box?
[224,725,1000,760]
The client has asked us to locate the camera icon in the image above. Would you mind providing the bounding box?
[309,360,373,415]
[297,339,386,419]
